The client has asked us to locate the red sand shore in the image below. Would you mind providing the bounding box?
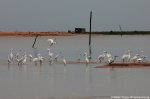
[95,62,150,68]
[0,32,74,36]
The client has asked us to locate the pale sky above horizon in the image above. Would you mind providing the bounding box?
[0,0,150,32]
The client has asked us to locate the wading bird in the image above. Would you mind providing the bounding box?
[33,54,44,66]
[47,48,53,58]
[47,38,56,46]
[28,54,33,61]
[108,56,118,65]
[84,52,89,66]
[9,48,14,62]
[121,50,131,63]
[62,56,66,66]
[98,51,107,63]
[130,54,140,63]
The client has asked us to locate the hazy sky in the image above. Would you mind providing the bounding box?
[0,0,150,31]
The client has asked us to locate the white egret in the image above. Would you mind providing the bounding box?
[137,56,146,63]
[130,54,140,63]
[7,48,15,64]
[105,52,113,63]
[84,52,89,66]
[98,51,112,63]
[28,54,33,61]
[32,54,44,65]
[9,48,14,61]
[98,54,105,63]
[121,50,131,63]
[108,56,118,65]
[16,52,27,65]
[14,49,22,60]
[47,38,56,46]
[22,52,27,65]
[32,57,39,62]
[106,52,112,59]
[62,56,66,66]
[47,48,53,58]
[38,54,45,65]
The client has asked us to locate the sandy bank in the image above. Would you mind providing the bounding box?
[0,32,74,36]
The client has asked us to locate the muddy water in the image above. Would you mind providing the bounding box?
[0,35,150,99]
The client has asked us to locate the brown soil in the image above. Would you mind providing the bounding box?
[0,32,75,36]
[95,62,150,68]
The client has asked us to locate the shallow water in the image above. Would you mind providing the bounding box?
[0,35,150,99]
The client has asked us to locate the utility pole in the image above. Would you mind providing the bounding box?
[119,25,123,36]
[32,35,39,58]
[32,35,38,48]
[89,11,92,59]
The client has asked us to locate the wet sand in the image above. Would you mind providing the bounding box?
[0,31,74,36]
[95,62,150,68]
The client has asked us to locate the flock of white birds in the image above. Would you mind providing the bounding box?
[98,50,147,64]
[7,38,147,66]
[7,38,63,66]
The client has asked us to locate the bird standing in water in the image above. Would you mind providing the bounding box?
[62,56,66,66]
[8,48,14,63]
[108,56,118,65]
[84,52,89,66]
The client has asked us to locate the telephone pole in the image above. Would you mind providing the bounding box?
[89,11,92,59]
